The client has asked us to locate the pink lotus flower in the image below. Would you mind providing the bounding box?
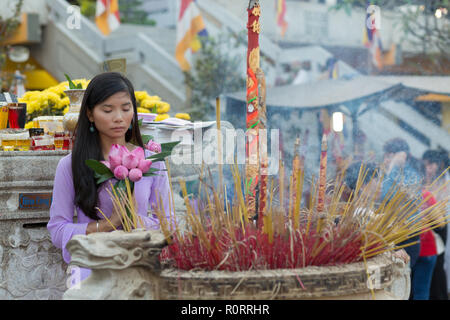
[128,168,143,182]
[131,147,145,161]
[138,159,152,173]
[113,165,129,180]
[109,144,125,170]
[145,140,161,153]
[122,153,139,170]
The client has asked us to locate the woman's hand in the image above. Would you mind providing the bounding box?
[109,206,124,229]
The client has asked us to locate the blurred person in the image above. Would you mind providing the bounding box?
[342,161,410,264]
[380,138,423,299]
[412,189,438,300]
[422,149,450,299]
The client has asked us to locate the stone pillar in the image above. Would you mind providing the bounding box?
[0,150,69,299]
[63,230,167,300]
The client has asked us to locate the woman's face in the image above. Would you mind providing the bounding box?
[87,91,134,141]
[424,160,438,180]
[383,152,394,169]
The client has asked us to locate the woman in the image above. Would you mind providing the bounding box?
[342,161,410,264]
[47,72,173,284]
[380,138,423,269]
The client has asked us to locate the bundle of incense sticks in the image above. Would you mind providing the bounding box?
[97,180,145,232]
[156,158,450,271]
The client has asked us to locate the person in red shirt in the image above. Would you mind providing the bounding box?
[423,150,449,300]
[411,190,438,300]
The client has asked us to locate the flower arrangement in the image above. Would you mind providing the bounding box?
[20,78,90,128]
[86,138,180,232]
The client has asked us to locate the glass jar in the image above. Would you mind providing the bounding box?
[54,131,64,150]
[31,134,55,151]
[0,104,8,129]
[63,132,71,150]
[0,129,30,151]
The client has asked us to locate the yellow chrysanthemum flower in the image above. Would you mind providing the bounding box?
[44,91,61,106]
[46,85,65,97]
[155,113,169,122]
[22,91,40,101]
[27,100,40,114]
[59,97,70,107]
[62,106,70,115]
[137,107,150,113]
[135,91,149,103]
[156,102,170,114]
[175,113,191,120]
[140,99,157,110]
[24,121,36,129]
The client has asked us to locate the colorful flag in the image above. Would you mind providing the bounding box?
[363,2,383,70]
[95,0,121,36]
[275,0,288,38]
[175,0,208,71]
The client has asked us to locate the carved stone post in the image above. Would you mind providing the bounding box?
[63,230,167,300]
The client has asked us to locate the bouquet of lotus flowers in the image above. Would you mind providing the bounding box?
[86,139,179,232]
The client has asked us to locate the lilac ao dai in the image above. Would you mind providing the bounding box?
[47,149,173,284]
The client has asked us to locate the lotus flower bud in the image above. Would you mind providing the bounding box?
[129,168,143,182]
[145,140,161,153]
[137,159,152,173]
[113,165,129,180]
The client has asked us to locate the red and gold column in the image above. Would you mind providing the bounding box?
[245,0,265,220]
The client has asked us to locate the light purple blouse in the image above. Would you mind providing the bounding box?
[47,149,173,283]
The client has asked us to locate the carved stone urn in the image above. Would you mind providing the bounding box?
[63,229,411,300]
[63,89,85,134]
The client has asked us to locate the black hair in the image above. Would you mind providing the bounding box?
[383,138,423,177]
[344,161,379,191]
[423,149,449,171]
[71,72,144,220]
[382,138,410,154]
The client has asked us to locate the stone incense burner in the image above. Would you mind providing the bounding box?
[63,230,411,300]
